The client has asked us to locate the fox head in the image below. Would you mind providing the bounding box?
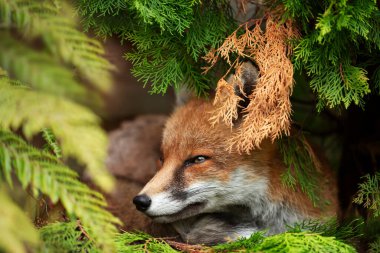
[133,62,277,223]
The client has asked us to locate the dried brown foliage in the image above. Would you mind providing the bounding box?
[209,78,243,128]
[204,16,299,153]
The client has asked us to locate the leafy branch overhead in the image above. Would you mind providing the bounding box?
[77,0,235,95]
[287,0,380,109]
[354,172,380,218]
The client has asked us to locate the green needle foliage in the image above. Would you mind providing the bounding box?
[281,0,380,110]
[76,0,235,95]
[76,0,380,111]
[113,230,356,253]
[212,231,265,252]
[254,232,356,253]
[288,218,364,243]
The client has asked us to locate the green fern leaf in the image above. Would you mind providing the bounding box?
[0,76,114,191]
[0,130,120,251]
[0,188,39,253]
[41,128,62,159]
[0,0,114,92]
[0,32,87,101]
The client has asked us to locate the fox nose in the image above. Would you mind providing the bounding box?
[133,194,151,211]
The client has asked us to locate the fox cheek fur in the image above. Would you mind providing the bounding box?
[133,62,338,245]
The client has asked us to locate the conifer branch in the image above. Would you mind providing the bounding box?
[78,0,235,95]
[253,232,356,253]
[353,172,380,217]
[131,0,199,34]
[278,135,322,206]
[290,0,378,110]
[114,230,357,253]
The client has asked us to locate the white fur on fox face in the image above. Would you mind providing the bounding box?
[144,191,184,217]
[144,167,268,219]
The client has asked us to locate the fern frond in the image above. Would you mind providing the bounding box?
[0,0,113,92]
[0,188,39,253]
[41,128,62,159]
[0,32,87,101]
[353,172,380,217]
[0,76,114,191]
[0,130,120,251]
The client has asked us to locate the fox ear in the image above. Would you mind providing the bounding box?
[175,86,194,106]
[226,61,259,109]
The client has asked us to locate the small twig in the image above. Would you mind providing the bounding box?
[76,220,92,241]
[164,239,210,253]
[339,63,347,88]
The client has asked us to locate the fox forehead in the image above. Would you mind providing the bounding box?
[161,99,232,159]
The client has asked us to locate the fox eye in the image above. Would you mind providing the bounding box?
[184,155,209,167]
[194,156,207,163]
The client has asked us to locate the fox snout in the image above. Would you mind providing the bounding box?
[132,194,151,211]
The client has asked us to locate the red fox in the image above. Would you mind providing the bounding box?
[133,62,338,245]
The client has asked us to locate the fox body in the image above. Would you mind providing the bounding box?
[133,63,338,245]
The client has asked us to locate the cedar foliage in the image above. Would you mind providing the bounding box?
[204,16,298,153]
[76,0,235,95]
